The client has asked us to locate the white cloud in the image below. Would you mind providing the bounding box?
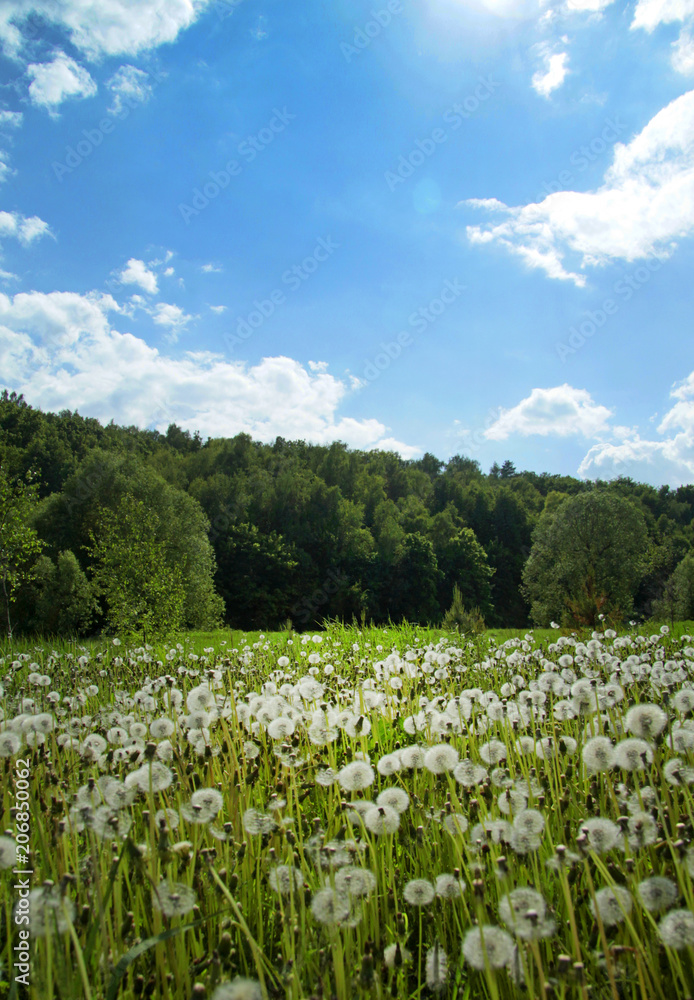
[673,28,694,73]
[577,372,694,485]
[201,262,223,273]
[631,0,694,31]
[153,302,194,342]
[118,257,158,294]
[0,210,51,245]
[0,289,420,455]
[209,304,226,313]
[0,110,23,128]
[164,266,174,277]
[107,64,155,114]
[464,89,694,284]
[0,1,213,61]
[26,52,97,112]
[532,50,570,98]
[484,384,613,440]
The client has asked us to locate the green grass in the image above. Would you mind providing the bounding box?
[1,622,694,999]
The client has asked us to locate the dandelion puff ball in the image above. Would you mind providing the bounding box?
[268,865,304,895]
[443,813,469,836]
[212,978,263,1000]
[334,866,377,898]
[363,804,400,835]
[637,877,678,912]
[376,787,410,813]
[383,942,412,968]
[403,879,436,906]
[423,743,459,774]
[425,942,448,991]
[478,740,508,765]
[0,836,17,869]
[580,817,621,854]
[152,881,197,918]
[582,736,615,774]
[337,760,375,792]
[310,886,351,925]
[613,738,653,771]
[624,703,668,739]
[435,874,466,899]
[462,925,514,970]
[590,886,633,926]
[659,909,694,949]
[399,745,426,769]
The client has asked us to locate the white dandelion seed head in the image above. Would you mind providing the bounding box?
[403,879,435,907]
[376,787,410,813]
[582,736,615,774]
[462,925,514,970]
[211,977,263,1000]
[363,804,400,835]
[624,703,668,739]
[435,873,466,899]
[333,866,377,897]
[579,817,622,854]
[268,865,303,895]
[399,745,427,769]
[637,877,678,912]
[659,909,694,948]
[590,886,633,926]
[337,760,375,792]
[425,942,448,991]
[310,886,352,925]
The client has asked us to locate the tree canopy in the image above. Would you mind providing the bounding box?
[1,392,692,635]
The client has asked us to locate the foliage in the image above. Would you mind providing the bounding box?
[1,395,693,635]
[0,465,44,637]
[522,490,649,626]
[653,550,694,623]
[441,583,486,634]
[88,492,187,640]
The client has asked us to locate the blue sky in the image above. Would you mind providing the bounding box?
[0,0,693,485]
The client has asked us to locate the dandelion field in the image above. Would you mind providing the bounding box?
[3,624,694,1000]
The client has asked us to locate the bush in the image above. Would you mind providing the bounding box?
[442,584,486,635]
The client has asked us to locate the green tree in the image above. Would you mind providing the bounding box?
[653,551,694,623]
[88,493,187,641]
[522,490,648,627]
[0,467,44,638]
[19,551,98,636]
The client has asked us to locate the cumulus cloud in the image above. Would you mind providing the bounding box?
[107,64,156,114]
[0,210,51,246]
[484,384,613,440]
[0,110,23,128]
[209,304,226,313]
[532,50,570,97]
[26,52,97,112]
[0,1,213,61]
[464,89,694,284]
[673,28,694,73]
[118,258,158,294]
[0,289,419,455]
[153,302,195,342]
[631,0,694,32]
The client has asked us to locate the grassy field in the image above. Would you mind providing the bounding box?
[2,621,694,999]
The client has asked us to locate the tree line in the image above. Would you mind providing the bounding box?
[1,391,693,638]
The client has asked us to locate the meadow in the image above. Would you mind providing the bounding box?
[2,621,694,1000]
